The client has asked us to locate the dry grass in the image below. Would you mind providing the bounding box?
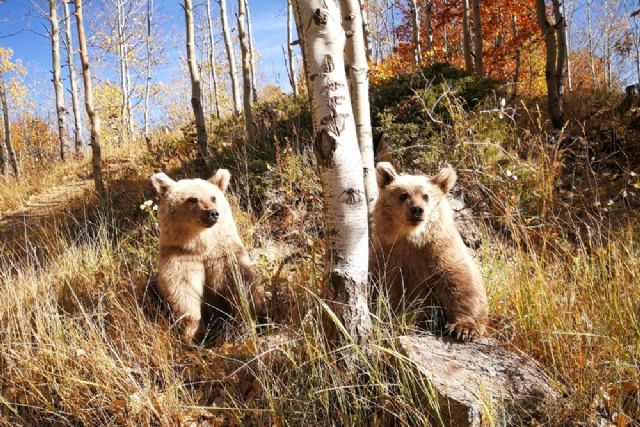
[1,100,639,425]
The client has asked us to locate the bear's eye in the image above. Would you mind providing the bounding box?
[399,193,409,202]
[422,194,429,201]
[210,196,216,203]
[186,197,198,204]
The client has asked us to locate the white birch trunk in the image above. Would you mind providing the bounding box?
[62,0,83,154]
[74,0,104,195]
[472,0,483,75]
[358,0,373,63]
[463,0,473,72]
[237,0,256,144]
[286,0,298,96]
[144,0,153,146]
[205,0,220,119]
[586,0,598,86]
[49,0,69,161]
[291,0,372,343]
[183,0,209,165]
[244,0,258,103]
[341,0,377,218]
[115,0,133,139]
[409,0,422,66]
[219,0,241,114]
[0,75,18,178]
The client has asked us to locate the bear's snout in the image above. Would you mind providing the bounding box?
[202,209,219,227]
[409,206,424,223]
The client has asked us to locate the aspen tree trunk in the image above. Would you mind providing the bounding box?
[0,116,5,175]
[183,0,209,165]
[49,0,69,161]
[341,0,377,218]
[75,0,104,195]
[563,0,572,91]
[359,0,373,63]
[443,22,449,62]
[115,0,133,139]
[219,0,241,114]
[462,0,473,72]
[291,0,372,343]
[237,0,255,144]
[244,0,258,103]
[586,0,597,86]
[63,0,83,154]
[511,14,522,99]
[425,1,432,58]
[286,0,298,96]
[409,0,422,66]
[0,76,18,178]
[536,0,567,129]
[144,0,153,147]
[471,0,483,75]
[205,0,220,120]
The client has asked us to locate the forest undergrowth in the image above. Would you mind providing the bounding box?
[0,65,638,425]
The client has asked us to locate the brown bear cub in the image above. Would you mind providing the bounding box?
[151,170,265,343]
[370,162,488,341]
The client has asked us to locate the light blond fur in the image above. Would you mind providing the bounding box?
[151,170,264,342]
[370,162,488,341]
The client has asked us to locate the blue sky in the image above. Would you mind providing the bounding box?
[0,0,294,119]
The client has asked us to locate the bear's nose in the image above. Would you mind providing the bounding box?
[410,206,424,220]
[207,210,219,220]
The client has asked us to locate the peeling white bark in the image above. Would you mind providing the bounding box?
[291,0,372,342]
[62,0,83,154]
[341,0,377,217]
[219,0,241,115]
[49,0,69,160]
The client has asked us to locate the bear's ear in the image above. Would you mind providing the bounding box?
[209,169,231,193]
[431,168,457,193]
[376,162,398,189]
[150,172,175,197]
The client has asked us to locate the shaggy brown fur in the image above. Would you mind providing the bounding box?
[151,170,265,342]
[370,162,488,341]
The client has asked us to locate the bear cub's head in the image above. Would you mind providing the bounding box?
[375,162,457,237]
[150,169,231,230]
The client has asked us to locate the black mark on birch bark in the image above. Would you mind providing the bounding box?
[322,55,335,73]
[314,129,336,168]
[312,8,328,25]
[340,188,363,205]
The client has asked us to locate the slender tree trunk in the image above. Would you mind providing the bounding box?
[63,0,83,154]
[563,0,572,91]
[244,0,258,103]
[115,0,133,140]
[219,0,241,115]
[511,14,522,99]
[586,0,597,87]
[237,0,255,144]
[0,115,5,175]
[75,0,104,195]
[144,0,153,147]
[471,0,483,75]
[409,0,422,66]
[291,0,372,343]
[286,0,298,96]
[0,75,18,178]
[359,0,373,63]
[183,0,209,166]
[425,1,432,58]
[49,0,69,161]
[341,0,377,218]
[205,0,220,120]
[536,0,566,129]
[443,22,449,62]
[462,0,473,72]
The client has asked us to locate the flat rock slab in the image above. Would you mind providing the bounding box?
[397,334,561,426]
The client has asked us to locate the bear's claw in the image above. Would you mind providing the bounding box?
[446,322,479,342]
